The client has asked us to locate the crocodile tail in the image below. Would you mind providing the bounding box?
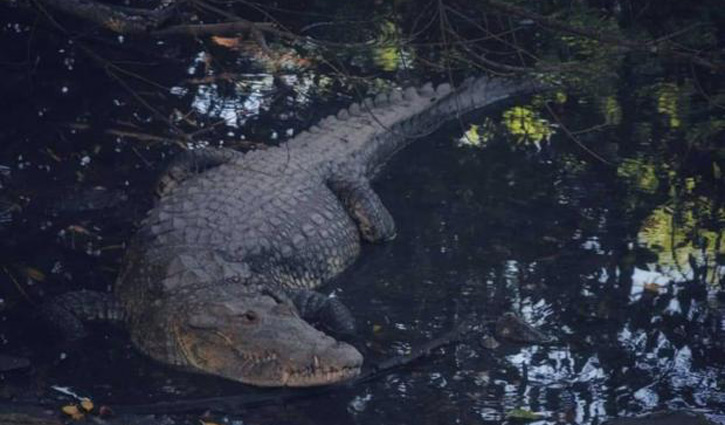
[284,76,543,176]
[40,290,126,340]
[364,76,543,175]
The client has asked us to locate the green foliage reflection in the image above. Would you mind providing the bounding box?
[638,203,724,285]
[502,106,555,147]
[373,20,413,72]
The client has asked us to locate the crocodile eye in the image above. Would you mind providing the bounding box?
[240,311,259,324]
[259,288,281,304]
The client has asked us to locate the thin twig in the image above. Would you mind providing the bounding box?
[544,103,613,166]
[64,123,187,147]
[480,0,724,71]
[2,267,34,305]
[571,122,612,135]
[689,63,725,111]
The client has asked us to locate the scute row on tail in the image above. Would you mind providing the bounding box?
[317,80,457,131]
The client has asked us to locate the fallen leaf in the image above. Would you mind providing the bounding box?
[67,225,92,235]
[61,404,84,420]
[79,397,93,412]
[211,36,242,49]
[23,267,46,282]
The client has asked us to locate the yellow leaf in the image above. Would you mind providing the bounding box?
[61,405,78,415]
[80,397,94,412]
[62,404,84,420]
[372,324,383,334]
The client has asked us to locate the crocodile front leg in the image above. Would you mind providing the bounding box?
[284,288,356,335]
[327,165,396,243]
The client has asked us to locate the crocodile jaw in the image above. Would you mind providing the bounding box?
[175,326,363,387]
[163,294,363,387]
[276,342,363,387]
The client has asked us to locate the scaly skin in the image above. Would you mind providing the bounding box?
[62,77,540,386]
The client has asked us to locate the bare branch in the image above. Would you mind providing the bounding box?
[480,0,724,71]
[152,20,274,37]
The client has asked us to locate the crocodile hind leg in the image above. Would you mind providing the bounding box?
[40,290,126,340]
[156,147,243,197]
[284,288,356,335]
[327,166,396,243]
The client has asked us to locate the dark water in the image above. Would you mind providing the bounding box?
[1,3,724,424]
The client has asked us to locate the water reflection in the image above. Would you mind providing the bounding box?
[350,97,724,423]
[638,205,724,286]
[371,20,415,72]
[185,74,275,127]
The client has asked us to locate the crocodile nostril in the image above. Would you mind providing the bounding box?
[239,310,259,324]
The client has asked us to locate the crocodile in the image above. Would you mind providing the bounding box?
[49,76,540,387]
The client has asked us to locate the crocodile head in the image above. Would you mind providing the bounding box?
[166,291,363,387]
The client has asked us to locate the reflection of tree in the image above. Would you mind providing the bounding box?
[617,158,659,194]
[656,83,682,129]
[502,106,555,147]
[372,20,414,72]
[638,203,724,285]
[457,108,557,149]
[477,0,724,72]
